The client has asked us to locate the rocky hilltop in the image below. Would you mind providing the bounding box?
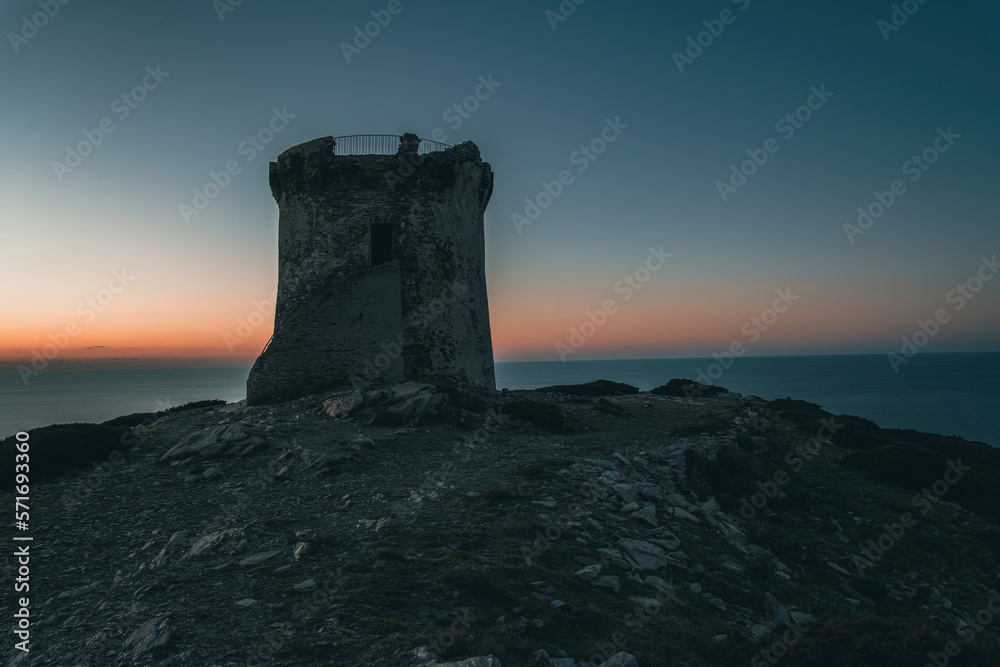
[7,380,1000,666]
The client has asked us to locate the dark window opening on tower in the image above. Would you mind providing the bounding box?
[370,223,393,266]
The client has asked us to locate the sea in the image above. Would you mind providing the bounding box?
[1,353,997,447]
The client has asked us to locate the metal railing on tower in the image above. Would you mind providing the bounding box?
[332,135,452,156]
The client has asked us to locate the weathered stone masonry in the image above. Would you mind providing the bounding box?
[246,133,495,405]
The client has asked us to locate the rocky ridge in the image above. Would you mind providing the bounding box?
[8,381,1000,666]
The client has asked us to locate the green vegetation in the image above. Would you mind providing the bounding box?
[766,397,1000,524]
[533,379,640,396]
[651,378,730,397]
[502,399,570,433]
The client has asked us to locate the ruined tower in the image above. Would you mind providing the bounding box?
[246,133,495,405]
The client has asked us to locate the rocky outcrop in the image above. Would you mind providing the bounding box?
[14,384,1000,666]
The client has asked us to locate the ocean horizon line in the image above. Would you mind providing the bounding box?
[2,354,997,447]
[2,348,999,375]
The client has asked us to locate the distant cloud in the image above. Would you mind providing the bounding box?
[86,345,106,349]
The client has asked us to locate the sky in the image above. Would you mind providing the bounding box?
[1,0,998,369]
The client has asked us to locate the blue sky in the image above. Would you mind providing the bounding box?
[1,0,998,365]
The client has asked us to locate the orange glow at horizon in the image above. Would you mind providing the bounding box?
[0,309,273,364]
[3,274,996,365]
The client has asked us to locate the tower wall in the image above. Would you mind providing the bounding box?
[246,134,495,405]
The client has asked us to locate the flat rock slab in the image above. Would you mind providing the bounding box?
[294,578,318,593]
[437,657,503,667]
[160,424,254,462]
[629,595,664,610]
[599,653,638,667]
[613,483,639,502]
[150,530,189,570]
[669,506,701,523]
[591,575,621,593]
[631,505,658,527]
[637,482,664,499]
[56,582,101,599]
[186,528,243,559]
[620,538,677,570]
[124,615,171,658]
[239,550,282,566]
[648,533,681,550]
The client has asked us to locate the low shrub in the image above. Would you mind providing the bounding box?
[533,379,639,396]
[502,399,570,433]
[1,423,129,489]
[1,399,229,489]
[652,378,729,397]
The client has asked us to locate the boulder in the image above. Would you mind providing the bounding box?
[124,615,171,659]
[371,382,447,426]
[437,657,503,667]
[620,538,682,570]
[323,390,365,419]
[631,505,658,527]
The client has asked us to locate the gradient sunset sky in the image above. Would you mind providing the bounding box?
[2,0,998,368]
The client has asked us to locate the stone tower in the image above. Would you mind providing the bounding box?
[246,133,495,405]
